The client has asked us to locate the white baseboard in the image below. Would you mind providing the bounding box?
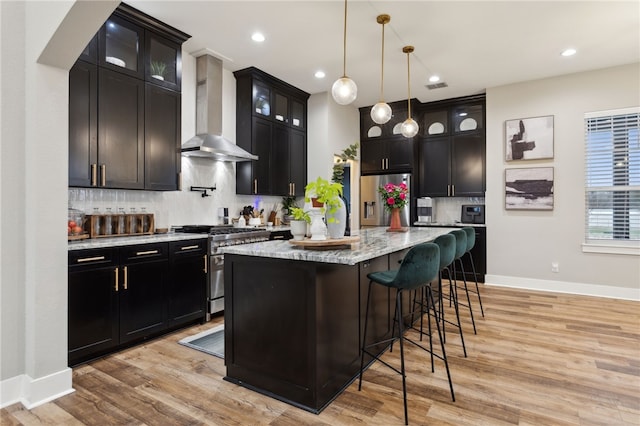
[1,368,74,409]
[485,275,640,301]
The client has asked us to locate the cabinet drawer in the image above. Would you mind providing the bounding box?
[120,243,168,263]
[69,248,117,269]
[170,239,207,256]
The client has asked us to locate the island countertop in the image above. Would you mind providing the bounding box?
[220,226,457,265]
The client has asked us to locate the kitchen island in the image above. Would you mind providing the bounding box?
[221,226,455,413]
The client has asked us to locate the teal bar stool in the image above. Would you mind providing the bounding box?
[450,229,477,334]
[359,243,454,425]
[462,226,485,317]
[433,233,467,356]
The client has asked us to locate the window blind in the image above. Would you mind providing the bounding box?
[584,107,640,243]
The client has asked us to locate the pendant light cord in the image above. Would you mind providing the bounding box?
[406,50,412,117]
[380,22,385,101]
[342,0,348,78]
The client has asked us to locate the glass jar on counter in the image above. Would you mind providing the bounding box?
[117,207,126,234]
[92,207,101,236]
[67,207,85,236]
[104,207,113,235]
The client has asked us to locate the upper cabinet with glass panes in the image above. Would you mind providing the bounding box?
[91,4,189,91]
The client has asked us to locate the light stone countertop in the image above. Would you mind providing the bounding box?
[68,233,209,251]
[220,226,458,266]
[414,222,486,228]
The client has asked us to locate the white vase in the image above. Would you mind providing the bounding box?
[325,196,346,239]
[290,220,307,241]
[309,209,327,241]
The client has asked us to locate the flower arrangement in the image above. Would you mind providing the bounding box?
[378,182,409,211]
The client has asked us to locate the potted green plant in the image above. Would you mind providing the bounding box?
[331,142,359,184]
[289,207,310,240]
[150,60,167,81]
[304,177,343,220]
[281,195,298,224]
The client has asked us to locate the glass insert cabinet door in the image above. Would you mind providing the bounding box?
[102,16,143,76]
[146,33,182,90]
[253,82,272,118]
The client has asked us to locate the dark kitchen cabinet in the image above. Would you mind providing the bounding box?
[69,61,98,187]
[359,100,416,175]
[98,68,145,189]
[168,239,207,327]
[360,137,414,174]
[118,243,169,344]
[68,238,206,366]
[417,96,485,197]
[68,3,189,191]
[235,67,310,196]
[144,83,181,190]
[68,248,119,366]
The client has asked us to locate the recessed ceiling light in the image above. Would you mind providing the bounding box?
[428,75,440,83]
[314,70,326,79]
[251,32,265,43]
[561,48,576,57]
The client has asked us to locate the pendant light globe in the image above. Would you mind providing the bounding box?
[371,102,393,124]
[332,77,358,105]
[332,0,357,105]
[401,45,419,139]
[370,14,392,124]
[401,118,419,138]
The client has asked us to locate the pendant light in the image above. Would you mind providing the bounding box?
[401,45,419,138]
[331,0,357,105]
[370,14,392,124]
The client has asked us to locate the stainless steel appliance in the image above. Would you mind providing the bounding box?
[461,205,485,224]
[360,173,411,227]
[416,197,433,224]
[175,225,270,318]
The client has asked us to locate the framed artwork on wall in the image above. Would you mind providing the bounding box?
[505,115,554,161]
[505,167,554,210]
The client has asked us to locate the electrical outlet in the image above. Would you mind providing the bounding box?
[551,262,559,273]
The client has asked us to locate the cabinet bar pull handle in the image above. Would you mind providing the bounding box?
[452,185,455,197]
[178,172,182,191]
[254,179,257,194]
[77,255,105,263]
[273,235,284,240]
[203,255,207,273]
[114,267,119,292]
[136,250,159,256]
[123,266,128,290]
[381,159,385,170]
[100,164,106,187]
[91,164,97,186]
[181,245,199,250]
[292,183,295,194]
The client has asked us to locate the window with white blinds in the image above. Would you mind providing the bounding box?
[584,107,640,248]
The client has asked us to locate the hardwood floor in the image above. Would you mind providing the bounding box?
[3,285,639,425]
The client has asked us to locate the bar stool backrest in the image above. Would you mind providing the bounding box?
[462,227,475,252]
[388,243,440,291]
[450,229,467,260]
[434,233,455,269]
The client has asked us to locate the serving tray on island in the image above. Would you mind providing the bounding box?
[288,236,360,250]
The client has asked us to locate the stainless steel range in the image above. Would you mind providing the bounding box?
[175,225,270,318]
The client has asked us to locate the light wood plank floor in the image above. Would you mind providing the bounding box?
[3,285,639,425]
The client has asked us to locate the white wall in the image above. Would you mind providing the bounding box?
[486,63,640,299]
[1,0,118,409]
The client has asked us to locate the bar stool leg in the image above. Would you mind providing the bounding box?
[444,266,467,357]
[395,290,409,425]
[425,285,455,402]
[466,251,485,317]
[453,258,477,334]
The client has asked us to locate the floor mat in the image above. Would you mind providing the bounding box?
[178,324,224,359]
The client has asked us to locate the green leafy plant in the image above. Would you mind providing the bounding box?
[150,60,167,78]
[332,142,359,184]
[281,195,298,215]
[305,176,343,222]
[289,206,311,223]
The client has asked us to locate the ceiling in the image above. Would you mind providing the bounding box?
[127,1,639,108]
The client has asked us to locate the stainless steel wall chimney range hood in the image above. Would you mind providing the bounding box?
[181,54,258,161]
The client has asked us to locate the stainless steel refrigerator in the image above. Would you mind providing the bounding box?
[360,173,411,227]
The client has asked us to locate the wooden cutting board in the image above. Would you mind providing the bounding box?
[288,236,360,249]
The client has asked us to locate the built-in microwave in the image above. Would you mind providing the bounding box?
[461,205,485,224]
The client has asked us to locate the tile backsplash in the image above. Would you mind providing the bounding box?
[68,157,284,228]
[430,196,485,223]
